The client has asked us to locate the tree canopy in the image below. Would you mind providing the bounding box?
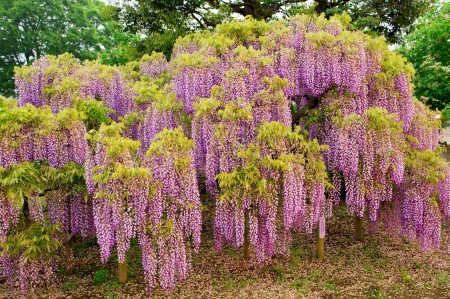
[114,0,435,57]
[400,2,450,111]
[0,0,117,96]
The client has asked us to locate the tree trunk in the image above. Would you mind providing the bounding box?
[118,258,127,284]
[315,0,329,14]
[21,197,30,225]
[316,217,325,259]
[244,210,251,259]
[355,215,362,241]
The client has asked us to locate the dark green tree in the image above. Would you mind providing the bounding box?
[0,0,117,96]
[114,0,434,58]
[400,2,450,111]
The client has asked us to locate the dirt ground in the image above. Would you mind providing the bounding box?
[2,202,450,299]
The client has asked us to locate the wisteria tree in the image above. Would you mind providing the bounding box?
[6,12,450,296]
[0,97,93,293]
[169,14,450,256]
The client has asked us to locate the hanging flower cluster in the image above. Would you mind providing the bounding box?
[44,160,96,239]
[406,99,440,151]
[87,122,202,293]
[216,121,329,263]
[15,54,79,109]
[0,99,87,169]
[192,76,292,195]
[392,149,450,251]
[172,53,220,114]
[131,80,186,154]
[1,223,63,296]
[317,104,407,221]
[142,128,202,292]
[87,122,144,263]
[14,55,137,119]
[140,52,169,79]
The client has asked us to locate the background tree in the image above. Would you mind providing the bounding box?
[0,0,117,96]
[114,0,435,58]
[400,2,450,111]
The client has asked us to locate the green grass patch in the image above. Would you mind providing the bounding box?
[62,279,78,292]
[364,241,380,259]
[93,269,109,284]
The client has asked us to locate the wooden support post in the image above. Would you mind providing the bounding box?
[244,211,251,259]
[118,258,127,284]
[316,217,325,259]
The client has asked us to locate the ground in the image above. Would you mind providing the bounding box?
[2,199,450,299]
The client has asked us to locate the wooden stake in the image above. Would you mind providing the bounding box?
[316,217,325,259]
[118,258,127,284]
[244,211,251,259]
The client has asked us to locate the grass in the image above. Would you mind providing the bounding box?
[364,241,380,259]
[62,279,78,292]
[436,270,450,287]
[93,269,110,284]
[290,278,311,294]
[222,275,237,290]
[269,264,288,281]
[401,272,412,284]
[324,282,336,290]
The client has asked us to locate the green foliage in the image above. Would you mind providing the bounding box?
[1,223,64,263]
[171,52,220,70]
[218,101,253,122]
[0,101,51,137]
[0,99,88,221]
[41,162,86,191]
[400,2,450,111]
[342,0,435,43]
[75,99,114,131]
[0,0,117,96]
[405,148,448,186]
[0,162,42,205]
[401,271,412,283]
[100,30,142,66]
[113,0,433,60]
[89,122,139,154]
[88,122,150,186]
[215,16,271,44]
[132,83,181,114]
[0,161,87,212]
[93,269,110,284]
[147,128,194,158]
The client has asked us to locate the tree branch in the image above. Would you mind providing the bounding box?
[291,95,319,126]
